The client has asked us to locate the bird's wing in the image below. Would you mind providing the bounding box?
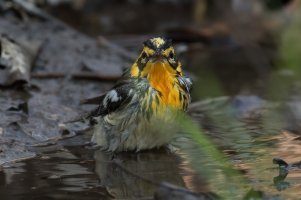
[81,68,132,105]
[89,81,133,118]
[81,95,106,105]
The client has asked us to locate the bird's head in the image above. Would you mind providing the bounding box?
[130,37,182,79]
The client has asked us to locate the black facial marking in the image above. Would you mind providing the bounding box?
[141,52,147,58]
[143,37,173,51]
[168,53,179,69]
[169,51,174,59]
[137,54,148,70]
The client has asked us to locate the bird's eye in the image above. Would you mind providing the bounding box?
[169,51,174,59]
[141,52,147,58]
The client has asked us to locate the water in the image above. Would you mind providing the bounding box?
[0,146,191,200]
[1,101,301,199]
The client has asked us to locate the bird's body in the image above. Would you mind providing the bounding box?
[89,37,192,152]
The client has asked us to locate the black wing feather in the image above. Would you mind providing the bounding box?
[89,81,133,117]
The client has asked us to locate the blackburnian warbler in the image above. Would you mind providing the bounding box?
[89,37,192,152]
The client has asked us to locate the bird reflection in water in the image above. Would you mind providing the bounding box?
[94,148,185,199]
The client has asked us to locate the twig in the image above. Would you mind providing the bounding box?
[11,0,52,20]
[31,72,120,81]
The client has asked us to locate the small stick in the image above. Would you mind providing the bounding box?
[31,72,120,81]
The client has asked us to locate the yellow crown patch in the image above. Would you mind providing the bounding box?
[150,37,166,48]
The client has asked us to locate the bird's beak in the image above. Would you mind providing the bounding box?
[150,53,166,64]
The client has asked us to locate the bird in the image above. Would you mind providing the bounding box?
[88,37,192,152]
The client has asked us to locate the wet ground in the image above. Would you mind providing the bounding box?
[1,1,301,199]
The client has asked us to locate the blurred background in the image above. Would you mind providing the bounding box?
[41,0,299,99]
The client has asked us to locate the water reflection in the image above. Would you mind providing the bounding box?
[0,147,194,200]
[94,149,185,199]
[272,157,301,192]
[273,169,290,191]
[0,150,106,200]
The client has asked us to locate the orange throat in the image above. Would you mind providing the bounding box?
[145,62,180,108]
